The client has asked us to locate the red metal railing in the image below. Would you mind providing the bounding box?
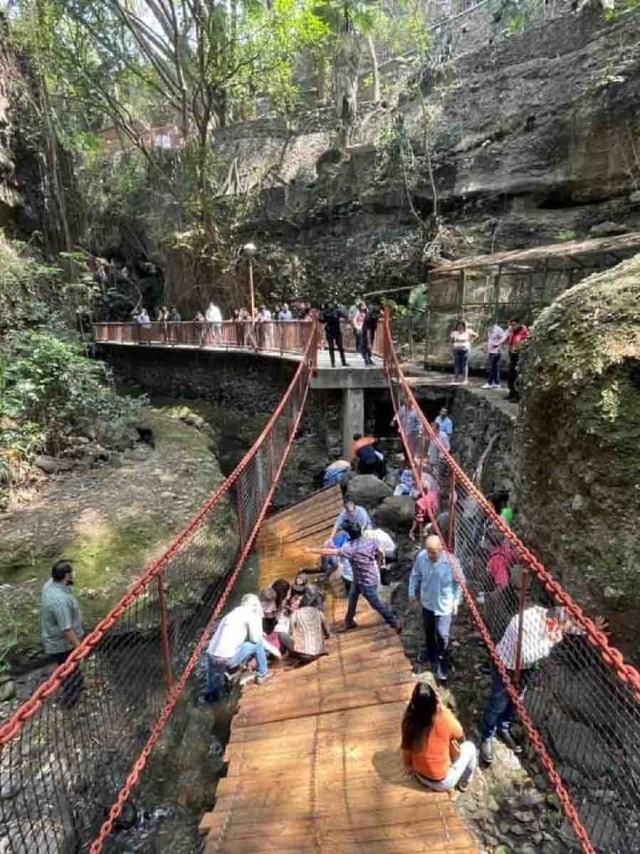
[0,325,318,853]
[382,314,640,854]
[92,319,385,360]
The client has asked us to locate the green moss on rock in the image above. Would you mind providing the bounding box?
[519,256,640,617]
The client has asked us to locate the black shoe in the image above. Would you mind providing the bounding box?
[498,728,523,755]
[435,662,448,682]
[341,361,349,367]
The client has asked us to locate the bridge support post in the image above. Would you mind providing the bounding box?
[342,388,364,458]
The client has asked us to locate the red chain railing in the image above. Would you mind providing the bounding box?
[0,324,318,853]
[382,313,640,854]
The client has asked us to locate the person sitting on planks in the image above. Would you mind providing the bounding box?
[402,682,477,794]
[279,586,332,666]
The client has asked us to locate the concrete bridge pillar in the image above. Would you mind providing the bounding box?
[342,388,364,458]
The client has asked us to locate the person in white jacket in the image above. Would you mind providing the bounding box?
[205,594,271,700]
[205,301,223,342]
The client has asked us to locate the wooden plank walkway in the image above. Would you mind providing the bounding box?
[200,488,477,854]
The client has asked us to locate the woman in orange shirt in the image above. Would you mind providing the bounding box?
[401,682,477,793]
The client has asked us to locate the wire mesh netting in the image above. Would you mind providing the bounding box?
[0,330,316,853]
[383,321,640,854]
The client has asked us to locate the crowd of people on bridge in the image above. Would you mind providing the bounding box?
[41,300,597,813]
[131,298,383,367]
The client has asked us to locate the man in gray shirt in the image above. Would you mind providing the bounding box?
[41,561,84,705]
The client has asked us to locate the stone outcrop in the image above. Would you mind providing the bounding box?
[346,474,393,507]
[0,21,44,236]
[518,255,640,636]
[217,10,640,307]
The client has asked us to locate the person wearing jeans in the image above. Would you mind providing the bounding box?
[483,323,506,389]
[450,320,477,384]
[206,641,268,699]
[307,521,400,631]
[205,594,270,701]
[505,319,530,401]
[408,534,463,682]
[480,604,577,764]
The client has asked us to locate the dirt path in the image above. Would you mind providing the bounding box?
[0,406,227,678]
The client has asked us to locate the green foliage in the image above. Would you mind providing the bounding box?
[0,331,142,458]
[0,237,64,332]
[556,228,577,243]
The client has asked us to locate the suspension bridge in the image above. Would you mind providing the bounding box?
[1,316,639,853]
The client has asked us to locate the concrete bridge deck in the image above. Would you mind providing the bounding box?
[199,487,477,854]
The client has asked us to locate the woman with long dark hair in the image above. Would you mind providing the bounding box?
[401,682,477,793]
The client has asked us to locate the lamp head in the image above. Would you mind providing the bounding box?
[243,242,257,258]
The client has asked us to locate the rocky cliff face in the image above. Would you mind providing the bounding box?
[518,255,640,658]
[0,24,44,236]
[218,9,640,304]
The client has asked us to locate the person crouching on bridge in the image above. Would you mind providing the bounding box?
[307,521,401,633]
[409,535,463,682]
[402,683,477,795]
[280,587,331,665]
[205,593,271,702]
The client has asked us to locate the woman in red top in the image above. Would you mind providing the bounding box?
[401,683,477,793]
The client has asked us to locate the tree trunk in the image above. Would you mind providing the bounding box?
[317,49,328,104]
[366,34,380,103]
[333,16,360,148]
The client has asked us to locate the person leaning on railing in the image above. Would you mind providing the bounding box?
[479,604,608,764]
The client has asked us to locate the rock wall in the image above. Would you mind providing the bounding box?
[0,20,44,235]
[215,9,640,327]
[518,256,640,656]
[100,345,295,411]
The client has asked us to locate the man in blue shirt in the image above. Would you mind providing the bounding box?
[408,534,463,681]
[331,499,371,538]
[434,407,453,440]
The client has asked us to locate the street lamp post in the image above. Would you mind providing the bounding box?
[242,242,257,318]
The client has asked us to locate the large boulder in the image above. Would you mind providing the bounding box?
[346,475,393,508]
[518,256,640,633]
[33,455,75,474]
[374,496,415,532]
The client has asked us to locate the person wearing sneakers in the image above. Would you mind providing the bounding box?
[401,682,477,794]
[479,604,571,764]
[306,521,401,632]
[482,322,506,389]
[409,535,463,682]
[205,593,271,701]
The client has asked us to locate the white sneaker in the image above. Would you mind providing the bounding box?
[491,384,501,389]
[481,383,492,389]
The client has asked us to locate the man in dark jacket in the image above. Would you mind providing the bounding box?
[321,303,349,367]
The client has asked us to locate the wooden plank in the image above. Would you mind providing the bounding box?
[202,489,478,854]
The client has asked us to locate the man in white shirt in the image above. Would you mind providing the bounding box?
[362,527,397,562]
[480,605,568,763]
[482,323,506,389]
[205,594,270,701]
[205,301,223,342]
